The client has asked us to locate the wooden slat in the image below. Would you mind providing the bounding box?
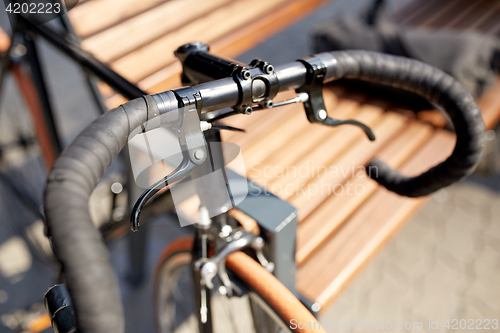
[240,94,361,168]
[487,19,500,35]
[414,0,469,28]
[247,95,366,180]
[109,0,292,83]
[68,0,162,38]
[296,130,456,308]
[391,0,428,22]
[266,104,385,191]
[442,0,486,29]
[99,0,331,108]
[397,0,444,25]
[221,97,303,152]
[476,6,500,33]
[221,87,348,150]
[208,0,330,64]
[220,91,299,143]
[240,109,309,161]
[139,0,330,93]
[80,0,233,63]
[395,0,500,35]
[449,0,500,30]
[296,121,434,265]
[220,89,346,177]
[229,209,260,234]
[290,112,408,221]
[246,101,367,186]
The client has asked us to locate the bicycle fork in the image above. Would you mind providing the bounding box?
[191,225,213,333]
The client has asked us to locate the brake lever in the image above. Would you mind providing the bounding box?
[323,117,375,141]
[130,151,196,232]
[297,57,375,141]
[131,87,209,231]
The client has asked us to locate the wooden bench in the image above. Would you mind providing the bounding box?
[294,0,500,308]
[61,0,500,311]
[66,0,332,108]
[219,0,500,310]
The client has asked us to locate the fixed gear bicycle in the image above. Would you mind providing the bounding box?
[43,42,485,333]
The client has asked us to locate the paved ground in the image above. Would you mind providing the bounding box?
[321,181,500,333]
[0,0,499,332]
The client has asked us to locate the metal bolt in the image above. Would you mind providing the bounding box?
[194,149,205,160]
[241,70,251,80]
[243,106,252,115]
[263,100,273,109]
[110,182,123,194]
[264,64,274,74]
[253,237,264,249]
[218,286,227,295]
[220,225,232,238]
[318,109,327,120]
[13,44,26,58]
[206,263,216,273]
[311,303,321,312]
[198,206,211,229]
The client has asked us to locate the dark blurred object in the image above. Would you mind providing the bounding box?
[313,0,500,103]
[44,284,77,333]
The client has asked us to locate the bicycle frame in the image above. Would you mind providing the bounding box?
[2,10,157,282]
[8,15,292,331]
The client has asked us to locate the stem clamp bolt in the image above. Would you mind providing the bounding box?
[241,70,251,80]
[318,109,327,120]
[194,149,205,160]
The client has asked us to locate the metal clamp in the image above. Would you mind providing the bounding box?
[174,42,279,115]
[228,58,279,114]
[172,87,208,165]
[296,57,376,141]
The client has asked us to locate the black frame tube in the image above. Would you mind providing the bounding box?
[191,228,213,333]
[18,15,146,100]
[23,29,63,154]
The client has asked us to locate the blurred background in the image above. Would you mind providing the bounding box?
[0,0,499,332]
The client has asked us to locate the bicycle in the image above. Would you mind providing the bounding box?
[43,42,485,333]
[0,4,173,283]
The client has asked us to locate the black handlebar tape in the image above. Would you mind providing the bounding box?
[45,284,77,333]
[326,51,485,197]
[44,96,158,333]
